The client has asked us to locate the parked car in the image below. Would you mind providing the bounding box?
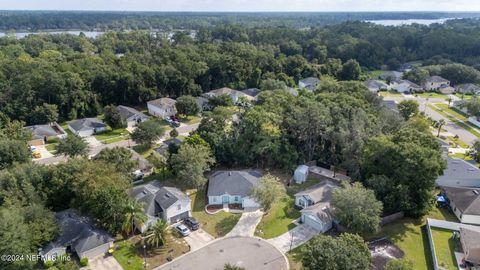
[176,224,191,236]
[183,217,200,230]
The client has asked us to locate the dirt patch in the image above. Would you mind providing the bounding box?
[369,238,404,270]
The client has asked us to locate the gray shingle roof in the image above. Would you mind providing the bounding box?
[207,170,262,197]
[299,77,321,86]
[25,124,58,140]
[426,76,450,83]
[129,181,189,216]
[436,158,480,188]
[295,180,340,205]
[147,98,176,109]
[456,84,480,94]
[42,209,113,255]
[364,79,389,90]
[460,228,480,264]
[442,186,480,215]
[117,105,149,122]
[241,88,261,97]
[68,118,106,132]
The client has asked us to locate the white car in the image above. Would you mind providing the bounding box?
[176,224,191,237]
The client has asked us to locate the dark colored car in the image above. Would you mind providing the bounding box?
[184,217,200,230]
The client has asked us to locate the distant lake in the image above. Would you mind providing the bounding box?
[0,31,104,39]
[366,18,455,26]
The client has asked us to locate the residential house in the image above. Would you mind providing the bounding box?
[390,79,422,93]
[436,158,480,188]
[441,186,480,225]
[25,122,67,146]
[241,88,262,99]
[294,180,340,232]
[154,138,183,157]
[460,228,480,265]
[438,84,455,95]
[147,98,177,119]
[129,181,191,233]
[203,87,254,103]
[456,84,480,95]
[40,209,114,260]
[364,79,389,92]
[68,118,107,137]
[196,96,210,111]
[378,71,403,81]
[207,170,261,208]
[299,77,321,91]
[117,105,149,128]
[424,76,451,91]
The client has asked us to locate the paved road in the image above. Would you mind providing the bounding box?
[155,237,288,270]
[226,210,264,238]
[267,224,318,254]
[384,95,477,146]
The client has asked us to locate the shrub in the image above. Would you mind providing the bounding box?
[80,257,89,267]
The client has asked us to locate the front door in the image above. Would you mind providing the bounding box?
[222,196,229,204]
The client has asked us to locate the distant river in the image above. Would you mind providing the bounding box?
[0,31,104,39]
[366,18,456,26]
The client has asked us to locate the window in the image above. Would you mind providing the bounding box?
[177,204,181,210]
[235,196,239,202]
[213,197,217,202]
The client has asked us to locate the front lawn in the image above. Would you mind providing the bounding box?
[113,231,190,270]
[132,144,155,158]
[379,90,403,97]
[430,228,460,270]
[415,92,449,99]
[189,190,240,238]
[95,127,130,143]
[288,206,458,270]
[255,196,300,239]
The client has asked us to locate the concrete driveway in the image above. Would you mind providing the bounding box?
[32,145,54,160]
[184,229,214,251]
[226,210,264,237]
[267,224,318,253]
[84,136,102,147]
[155,237,288,270]
[87,256,123,270]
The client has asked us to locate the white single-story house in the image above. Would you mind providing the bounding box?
[294,180,340,232]
[390,79,422,93]
[299,77,321,91]
[441,186,480,225]
[147,98,177,119]
[129,181,191,233]
[207,170,261,208]
[203,87,254,103]
[117,105,150,128]
[68,118,107,137]
[364,79,389,92]
[40,209,114,260]
[294,165,309,184]
[25,122,67,146]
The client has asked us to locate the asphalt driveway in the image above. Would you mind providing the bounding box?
[267,224,318,253]
[155,237,288,270]
[184,229,214,251]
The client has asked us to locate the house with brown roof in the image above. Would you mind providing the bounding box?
[441,186,480,225]
[294,180,340,232]
[460,228,480,265]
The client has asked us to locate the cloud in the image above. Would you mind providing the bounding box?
[1,0,480,11]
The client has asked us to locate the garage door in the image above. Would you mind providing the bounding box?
[242,197,260,208]
[169,211,189,223]
[304,214,324,232]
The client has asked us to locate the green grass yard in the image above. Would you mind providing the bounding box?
[255,196,300,239]
[379,90,403,97]
[415,92,449,99]
[94,127,130,143]
[430,228,460,270]
[288,207,458,270]
[189,190,240,238]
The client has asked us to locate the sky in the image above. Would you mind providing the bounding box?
[1,0,480,12]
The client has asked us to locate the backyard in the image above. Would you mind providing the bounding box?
[113,231,190,270]
[430,227,460,270]
[189,190,241,238]
[287,206,458,270]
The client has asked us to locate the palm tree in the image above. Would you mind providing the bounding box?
[122,200,148,237]
[146,219,168,248]
[437,119,446,137]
